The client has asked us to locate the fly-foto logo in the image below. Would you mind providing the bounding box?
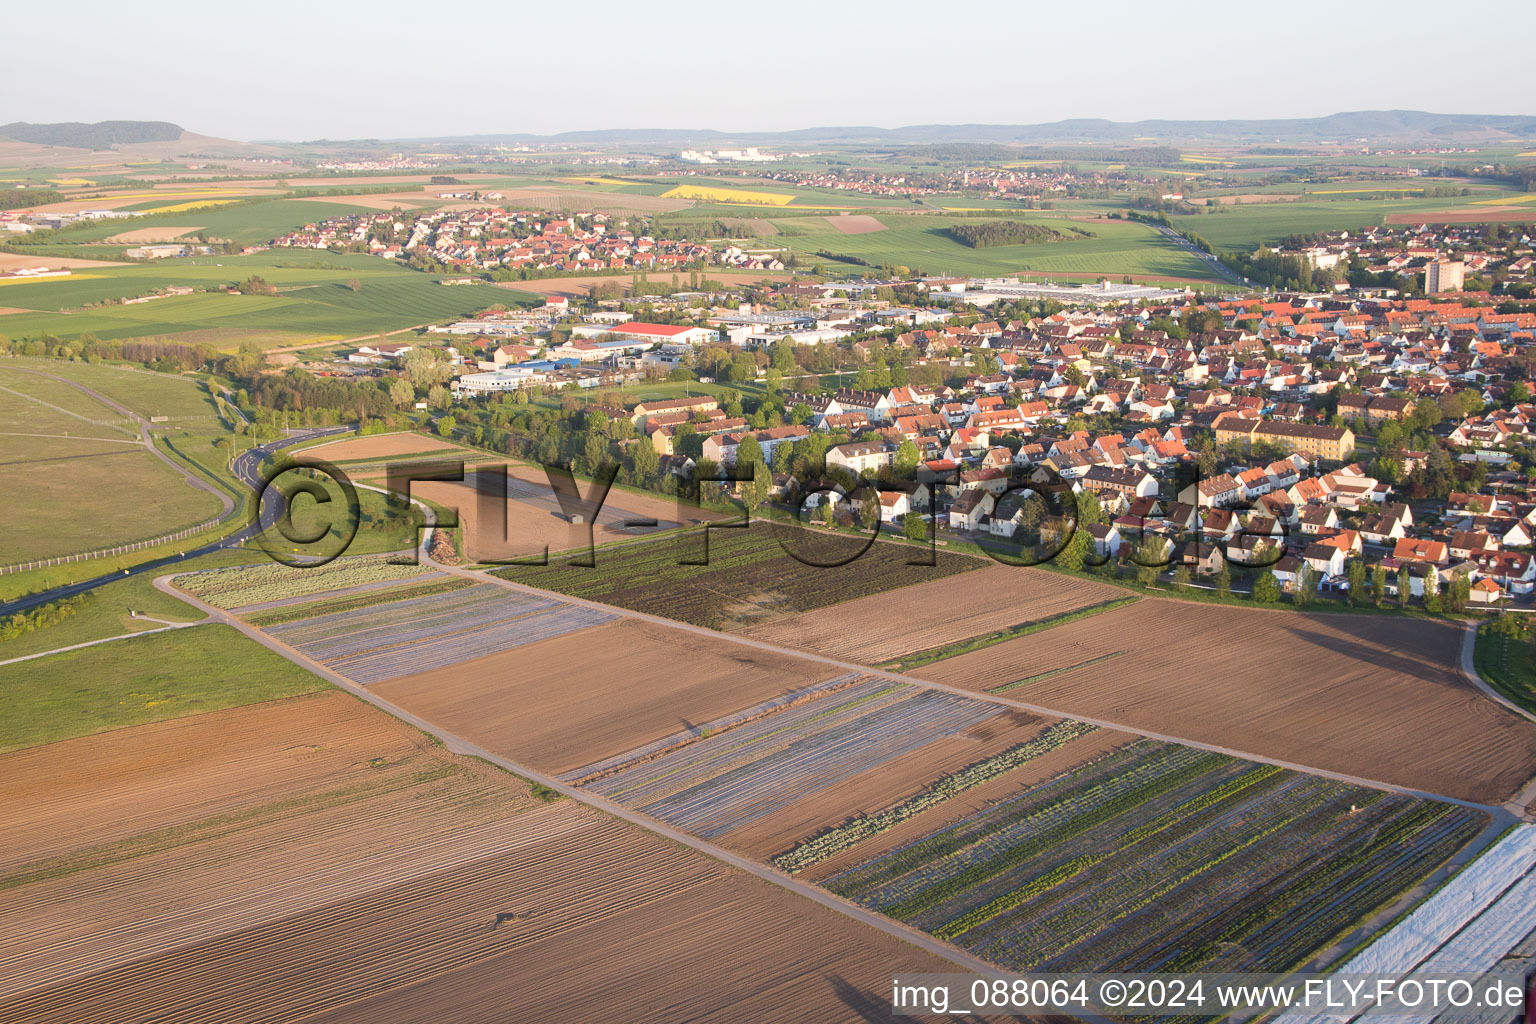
[251,456,1289,572]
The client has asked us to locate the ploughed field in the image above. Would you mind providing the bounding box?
[742,564,1125,664]
[912,597,1536,805]
[0,691,963,1024]
[204,554,1518,987]
[494,522,985,630]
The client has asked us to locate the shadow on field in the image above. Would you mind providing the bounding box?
[1281,622,1460,691]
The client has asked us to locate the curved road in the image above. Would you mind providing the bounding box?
[0,426,350,616]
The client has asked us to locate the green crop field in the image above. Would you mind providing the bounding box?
[777,215,1221,279]
[36,198,373,245]
[1172,192,1533,251]
[0,250,533,343]
[0,624,329,752]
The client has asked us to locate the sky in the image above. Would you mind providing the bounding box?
[4,0,1534,142]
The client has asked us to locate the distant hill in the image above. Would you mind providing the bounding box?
[0,120,184,150]
[403,110,1536,149]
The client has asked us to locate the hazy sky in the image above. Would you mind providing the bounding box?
[5,0,1533,141]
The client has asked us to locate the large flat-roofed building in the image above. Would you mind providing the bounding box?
[1426,260,1465,294]
[1216,416,1355,462]
[570,321,720,345]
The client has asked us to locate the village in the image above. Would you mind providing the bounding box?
[267,206,784,273]
[334,258,1536,611]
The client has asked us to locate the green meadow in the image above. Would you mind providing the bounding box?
[773,214,1219,279]
[0,250,536,344]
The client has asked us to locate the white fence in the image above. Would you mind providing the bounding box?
[0,515,228,576]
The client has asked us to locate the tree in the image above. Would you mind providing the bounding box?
[388,377,414,408]
[894,439,920,475]
[1397,566,1411,608]
[1445,570,1470,614]
[859,493,881,531]
[1135,539,1163,588]
[630,438,659,483]
[402,347,453,389]
[1346,559,1367,607]
[1252,572,1281,605]
[1056,525,1089,572]
[903,513,928,542]
[736,435,770,511]
[1215,564,1231,598]
[1371,563,1387,607]
[1291,563,1313,608]
[1172,564,1192,591]
[435,415,456,437]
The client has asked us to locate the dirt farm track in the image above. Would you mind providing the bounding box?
[0,690,986,1024]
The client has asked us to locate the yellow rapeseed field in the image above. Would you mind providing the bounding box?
[138,198,244,214]
[660,184,796,206]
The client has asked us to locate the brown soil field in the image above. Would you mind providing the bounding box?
[0,690,544,1001]
[719,708,1071,860]
[495,269,792,299]
[743,564,1123,663]
[719,217,779,235]
[497,186,694,213]
[3,805,978,1023]
[301,430,474,462]
[0,308,28,316]
[825,214,887,234]
[799,726,1130,882]
[103,225,205,243]
[404,463,719,562]
[0,252,128,271]
[371,616,843,775]
[915,597,1536,804]
[0,690,961,1023]
[1387,207,1534,224]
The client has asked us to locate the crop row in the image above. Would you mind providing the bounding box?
[560,672,869,785]
[175,558,432,609]
[583,679,1001,839]
[495,526,980,629]
[773,719,1098,874]
[241,577,477,627]
[267,582,614,684]
[821,740,1487,974]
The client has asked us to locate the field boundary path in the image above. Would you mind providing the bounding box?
[427,545,1514,817]
[0,616,207,667]
[151,574,1076,995]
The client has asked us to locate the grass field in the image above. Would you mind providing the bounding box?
[776,215,1220,279]
[0,432,224,562]
[1474,619,1536,715]
[1171,193,1529,251]
[0,624,329,751]
[0,249,531,342]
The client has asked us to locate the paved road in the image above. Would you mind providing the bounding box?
[1155,225,1248,286]
[0,426,350,617]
